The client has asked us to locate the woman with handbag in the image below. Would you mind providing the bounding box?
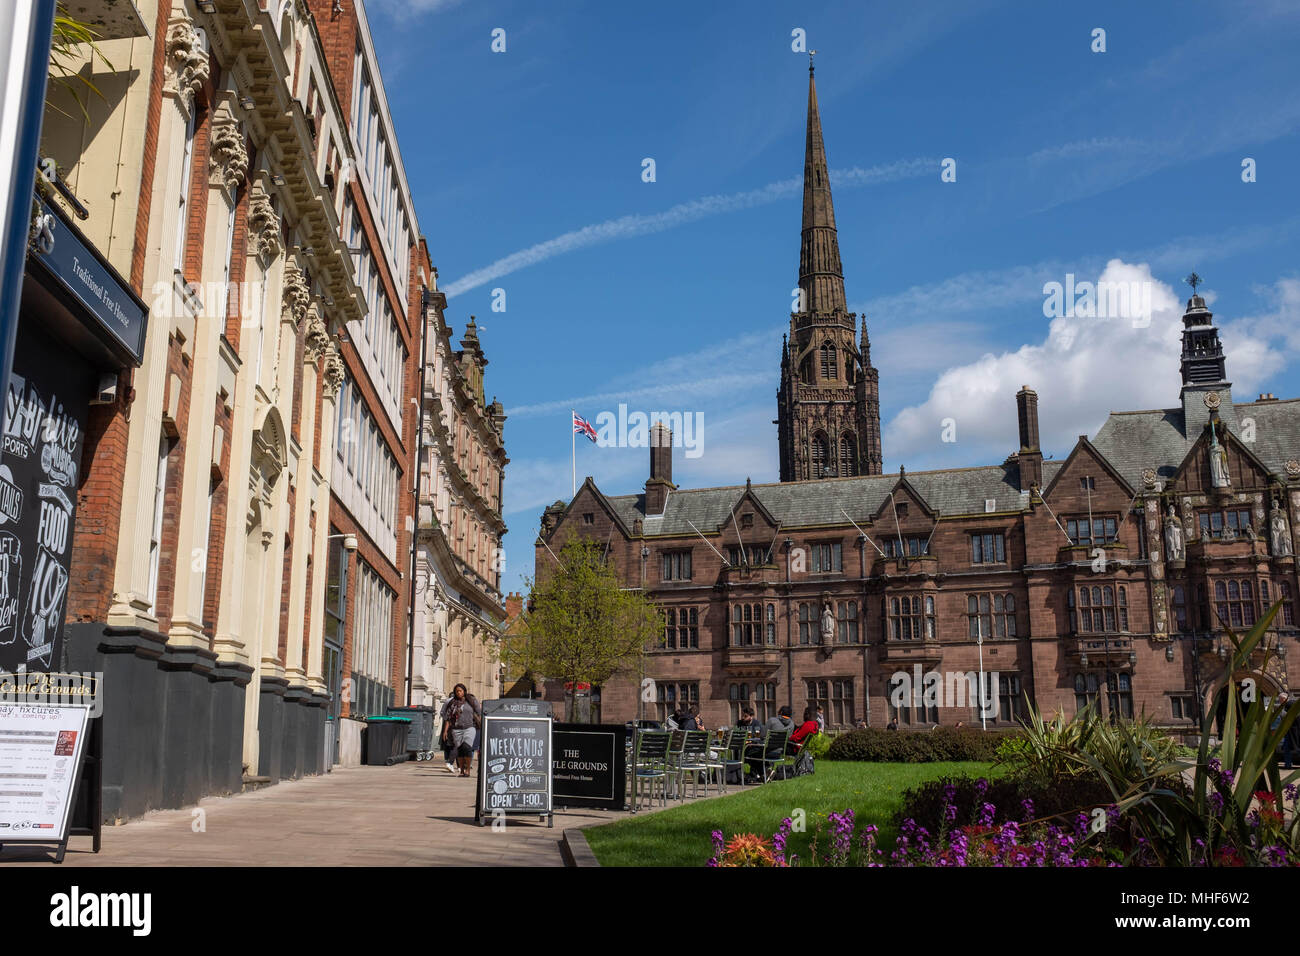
[439,683,481,777]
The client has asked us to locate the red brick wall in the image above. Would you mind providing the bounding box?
[202,394,233,644]
[152,335,193,632]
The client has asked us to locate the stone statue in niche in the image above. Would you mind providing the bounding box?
[1164,504,1185,561]
[821,601,835,643]
[1271,501,1293,557]
[1209,422,1231,488]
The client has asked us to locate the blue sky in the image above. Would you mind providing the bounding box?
[365,0,1300,597]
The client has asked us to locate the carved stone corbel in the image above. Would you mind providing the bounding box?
[322,344,345,398]
[209,121,248,194]
[166,18,210,107]
[247,185,282,261]
[282,268,310,327]
[303,314,330,365]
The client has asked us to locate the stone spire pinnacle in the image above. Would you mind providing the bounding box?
[798,64,846,314]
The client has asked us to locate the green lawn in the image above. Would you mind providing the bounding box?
[585,761,997,867]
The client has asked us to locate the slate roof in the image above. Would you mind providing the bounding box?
[1091,391,1300,489]
[601,459,1069,536]
[568,392,1300,539]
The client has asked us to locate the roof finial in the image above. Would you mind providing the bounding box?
[809,49,817,75]
[1185,271,1202,295]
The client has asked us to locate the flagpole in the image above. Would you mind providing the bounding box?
[571,409,576,498]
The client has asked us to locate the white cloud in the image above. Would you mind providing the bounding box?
[882,261,1289,467]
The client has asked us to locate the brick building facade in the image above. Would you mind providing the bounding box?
[534,67,1300,734]
[412,300,508,711]
[23,0,452,819]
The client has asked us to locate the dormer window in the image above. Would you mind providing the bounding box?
[741,513,753,529]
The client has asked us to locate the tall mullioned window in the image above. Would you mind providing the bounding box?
[970,532,1006,564]
[967,593,1017,639]
[661,549,692,581]
[1068,585,1128,634]
[887,594,935,641]
[1213,579,1256,628]
[1066,516,1118,547]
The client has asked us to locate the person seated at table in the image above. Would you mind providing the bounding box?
[789,706,820,754]
[680,705,704,732]
[743,706,793,782]
[732,706,761,734]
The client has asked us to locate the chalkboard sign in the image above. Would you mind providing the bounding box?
[553,723,627,810]
[476,699,553,827]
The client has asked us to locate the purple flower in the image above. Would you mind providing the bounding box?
[977,801,997,827]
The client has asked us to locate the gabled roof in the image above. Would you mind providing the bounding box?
[1041,435,1135,500]
[1092,396,1300,488]
[716,479,780,533]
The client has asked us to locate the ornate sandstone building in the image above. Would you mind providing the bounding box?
[24,0,458,819]
[535,69,1300,733]
[412,303,508,712]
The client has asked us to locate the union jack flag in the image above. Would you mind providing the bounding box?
[573,412,598,443]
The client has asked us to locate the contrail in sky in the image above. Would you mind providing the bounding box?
[442,158,937,298]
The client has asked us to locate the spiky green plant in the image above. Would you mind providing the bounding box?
[48,8,113,121]
[1077,601,1300,864]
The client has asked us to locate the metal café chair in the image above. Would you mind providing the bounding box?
[676,730,712,800]
[706,728,734,794]
[665,729,687,799]
[732,728,761,785]
[749,729,790,784]
[632,731,671,811]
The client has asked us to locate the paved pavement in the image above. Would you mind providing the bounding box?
[0,760,711,867]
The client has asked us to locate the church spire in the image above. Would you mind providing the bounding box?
[798,58,846,314]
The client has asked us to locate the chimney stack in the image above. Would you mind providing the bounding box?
[645,421,676,515]
[1016,385,1042,492]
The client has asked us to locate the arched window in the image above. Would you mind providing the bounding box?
[811,432,832,477]
[839,433,857,477]
[819,342,837,381]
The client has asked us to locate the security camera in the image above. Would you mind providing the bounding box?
[89,372,118,405]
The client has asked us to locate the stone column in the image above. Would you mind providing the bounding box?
[108,14,210,629]
[167,111,246,648]
[306,344,343,693]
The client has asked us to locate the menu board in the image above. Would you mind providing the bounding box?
[0,702,90,841]
[478,699,552,818]
[480,716,551,813]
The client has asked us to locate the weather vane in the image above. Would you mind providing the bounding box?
[809,49,817,74]
[1185,272,1202,295]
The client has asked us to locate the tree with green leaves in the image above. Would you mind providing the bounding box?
[506,535,660,722]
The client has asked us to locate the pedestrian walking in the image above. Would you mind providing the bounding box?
[439,684,481,777]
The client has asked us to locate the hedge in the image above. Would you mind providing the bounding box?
[826,727,1015,763]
